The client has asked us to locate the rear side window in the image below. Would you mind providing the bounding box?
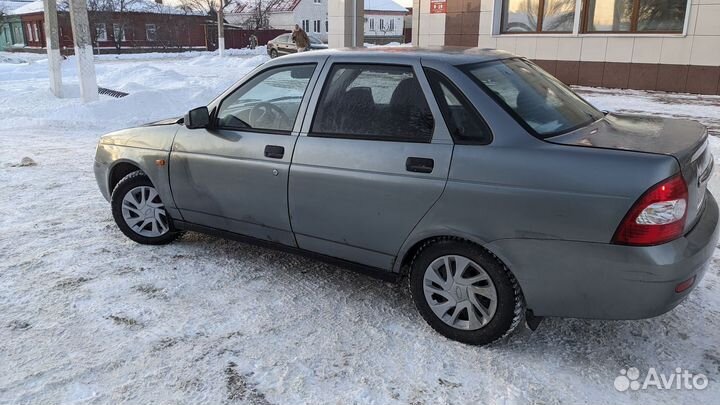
[311,64,434,142]
[424,68,492,145]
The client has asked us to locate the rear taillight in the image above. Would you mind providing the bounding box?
[612,174,688,246]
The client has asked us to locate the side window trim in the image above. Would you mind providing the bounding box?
[424,67,494,145]
[213,62,318,136]
[306,62,435,143]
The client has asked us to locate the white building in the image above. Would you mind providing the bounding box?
[364,0,408,44]
[227,0,409,44]
[227,0,329,41]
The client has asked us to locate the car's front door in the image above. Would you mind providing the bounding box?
[170,63,320,246]
[288,59,454,269]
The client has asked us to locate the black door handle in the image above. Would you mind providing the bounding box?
[406,157,434,173]
[264,145,285,159]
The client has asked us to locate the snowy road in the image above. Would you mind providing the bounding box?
[1,50,720,404]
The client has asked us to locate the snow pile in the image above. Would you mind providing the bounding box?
[0,54,28,64]
[1,51,720,405]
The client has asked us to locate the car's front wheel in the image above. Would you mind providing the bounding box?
[409,239,524,345]
[111,171,181,245]
[270,49,278,58]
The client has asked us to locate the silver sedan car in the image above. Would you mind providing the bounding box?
[94,48,719,345]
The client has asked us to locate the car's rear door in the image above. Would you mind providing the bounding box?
[288,56,454,270]
[169,62,322,246]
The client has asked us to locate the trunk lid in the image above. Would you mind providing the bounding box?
[549,113,712,232]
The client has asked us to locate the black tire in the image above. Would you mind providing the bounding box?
[111,171,181,245]
[409,239,524,345]
[270,49,278,59]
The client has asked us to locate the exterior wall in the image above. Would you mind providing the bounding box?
[413,0,445,46]
[413,0,720,95]
[87,12,207,51]
[268,11,295,31]
[328,0,364,48]
[20,13,43,47]
[228,0,329,42]
[364,11,405,42]
[0,16,25,50]
[11,11,207,52]
[291,0,328,41]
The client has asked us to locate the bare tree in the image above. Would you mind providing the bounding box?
[179,0,235,15]
[235,0,282,30]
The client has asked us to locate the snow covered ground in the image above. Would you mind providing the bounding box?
[1,49,720,405]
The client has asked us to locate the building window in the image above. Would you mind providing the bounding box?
[302,19,310,32]
[380,18,385,30]
[32,23,39,42]
[146,24,157,41]
[314,0,321,3]
[313,20,321,32]
[112,24,126,41]
[499,0,688,34]
[389,18,395,31]
[369,18,375,31]
[26,23,32,42]
[325,20,328,32]
[95,23,107,41]
[584,0,687,33]
[500,0,575,33]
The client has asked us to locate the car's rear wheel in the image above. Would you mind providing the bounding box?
[270,49,278,58]
[111,171,181,245]
[409,239,524,345]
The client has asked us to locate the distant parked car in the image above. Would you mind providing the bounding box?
[267,33,327,58]
[94,48,718,345]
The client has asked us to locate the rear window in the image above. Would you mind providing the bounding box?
[462,58,603,138]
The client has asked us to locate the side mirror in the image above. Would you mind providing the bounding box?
[185,106,210,129]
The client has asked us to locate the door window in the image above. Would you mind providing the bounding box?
[425,69,493,145]
[311,64,434,142]
[217,64,316,133]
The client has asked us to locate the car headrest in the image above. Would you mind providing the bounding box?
[344,87,375,109]
[390,78,424,108]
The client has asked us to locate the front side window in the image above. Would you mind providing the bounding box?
[425,69,492,145]
[501,0,575,33]
[311,64,434,142]
[585,0,687,32]
[463,59,603,138]
[217,64,316,133]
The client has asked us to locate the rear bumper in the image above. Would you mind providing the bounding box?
[486,192,719,319]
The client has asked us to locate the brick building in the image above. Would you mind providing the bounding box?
[8,0,209,53]
[413,0,720,95]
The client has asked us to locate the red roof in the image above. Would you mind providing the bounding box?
[232,0,302,14]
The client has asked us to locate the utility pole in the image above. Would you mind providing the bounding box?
[43,0,63,97]
[217,0,224,57]
[68,0,98,102]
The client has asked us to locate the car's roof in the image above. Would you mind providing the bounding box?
[280,46,516,65]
